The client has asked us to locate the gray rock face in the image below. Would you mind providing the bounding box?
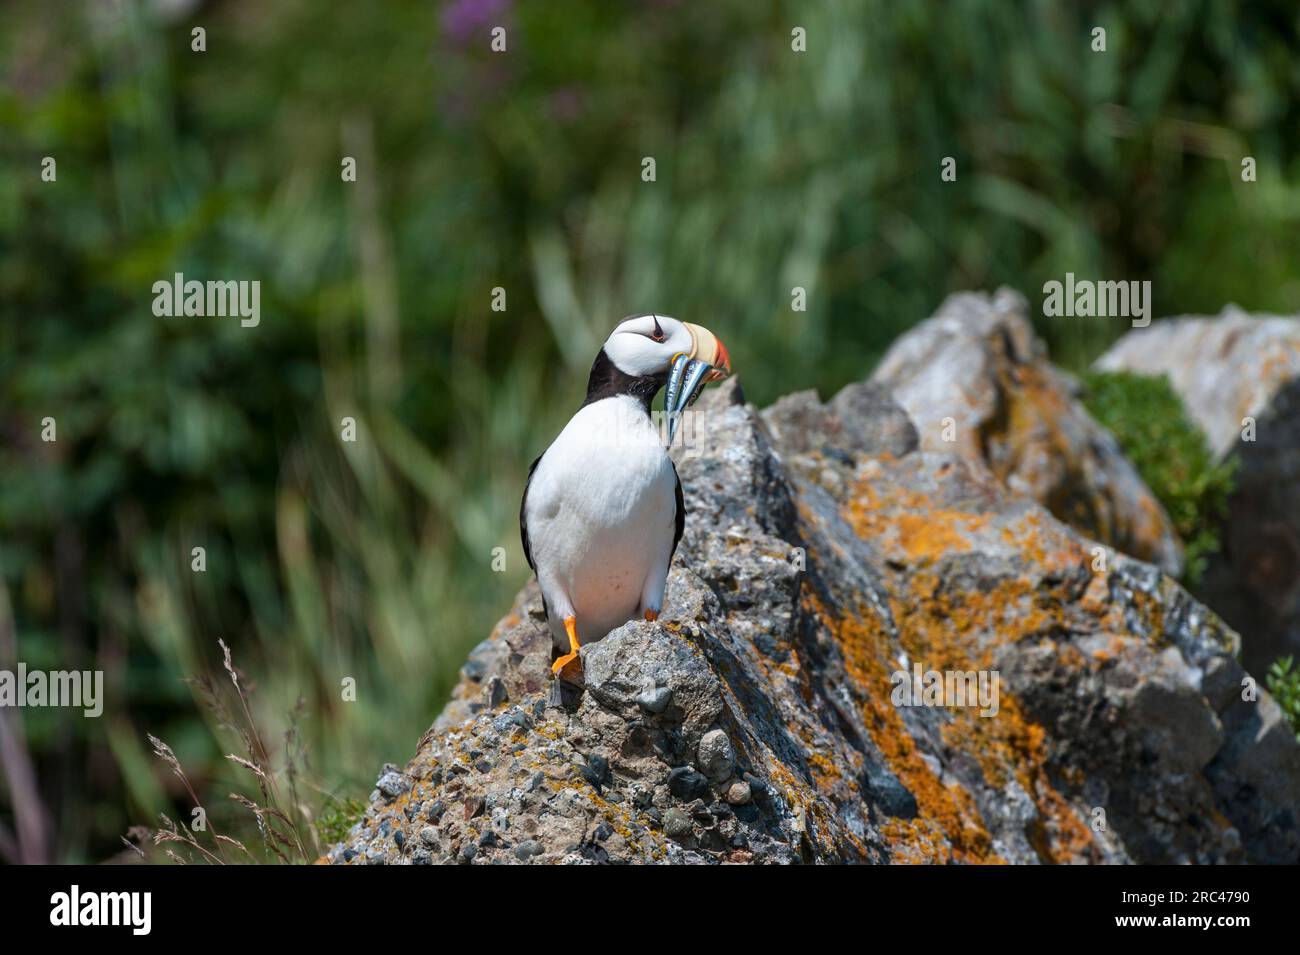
[328,317,1300,866]
[762,381,919,460]
[1096,309,1300,675]
[870,288,1184,577]
[1095,308,1300,458]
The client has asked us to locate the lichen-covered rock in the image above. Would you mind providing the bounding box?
[870,288,1183,577]
[328,338,1300,865]
[1096,309,1300,675]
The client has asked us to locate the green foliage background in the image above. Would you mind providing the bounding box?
[2,0,1299,860]
[1266,657,1300,742]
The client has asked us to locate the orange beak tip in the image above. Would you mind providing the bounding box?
[715,339,732,377]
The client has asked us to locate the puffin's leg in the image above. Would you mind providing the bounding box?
[638,552,671,624]
[551,616,583,681]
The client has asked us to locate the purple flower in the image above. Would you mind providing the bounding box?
[440,0,514,45]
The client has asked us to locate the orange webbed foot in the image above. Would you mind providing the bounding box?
[552,616,583,682]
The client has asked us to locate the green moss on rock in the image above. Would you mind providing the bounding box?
[1082,371,1237,586]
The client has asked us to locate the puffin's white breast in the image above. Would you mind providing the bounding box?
[525,395,677,645]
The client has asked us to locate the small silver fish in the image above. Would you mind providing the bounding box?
[665,353,714,445]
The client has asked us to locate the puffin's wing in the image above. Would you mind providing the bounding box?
[520,453,542,572]
[670,460,685,563]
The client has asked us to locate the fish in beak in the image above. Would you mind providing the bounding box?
[665,322,731,445]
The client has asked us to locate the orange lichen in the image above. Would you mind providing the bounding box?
[823,478,1099,864]
[805,588,999,864]
[806,750,843,792]
[887,573,1095,863]
[845,482,990,563]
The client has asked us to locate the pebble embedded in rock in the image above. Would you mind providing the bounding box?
[637,686,673,714]
[725,781,751,805]
[484,675,508,708]
[514,839,543,860]
[376,771,410,799]
[419,825,438,847]
[581,754,610,792]
[696,729,734,781]
[664,807,693,839]
[667,766,709,801]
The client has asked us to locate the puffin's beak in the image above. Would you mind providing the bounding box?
[665,323,731,445]
[682,322,731,381]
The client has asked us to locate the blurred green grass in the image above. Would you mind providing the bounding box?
[1,0,1299,861]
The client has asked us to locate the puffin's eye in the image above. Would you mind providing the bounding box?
[649,315,666,342]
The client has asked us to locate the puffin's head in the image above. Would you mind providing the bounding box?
[601,313,731,442]
[602,314,731,381]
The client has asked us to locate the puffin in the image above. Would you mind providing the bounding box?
[520,314,732,681]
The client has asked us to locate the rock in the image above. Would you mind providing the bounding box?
[375,770,409,800]
[663,808,693,839]
[1095,307,1300,458]
[329,298,1300,865]
[637,685,673,714]
[483,675,508,709]
[762,382,918,459]
[581,754,610,792]
[668,767,710,802]
[870,288,1183,576]
[861,761,917,820]
[696,730,735,782]
[514,839,543,861]
[1095,308,1300,674]
[725,782,752,806]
